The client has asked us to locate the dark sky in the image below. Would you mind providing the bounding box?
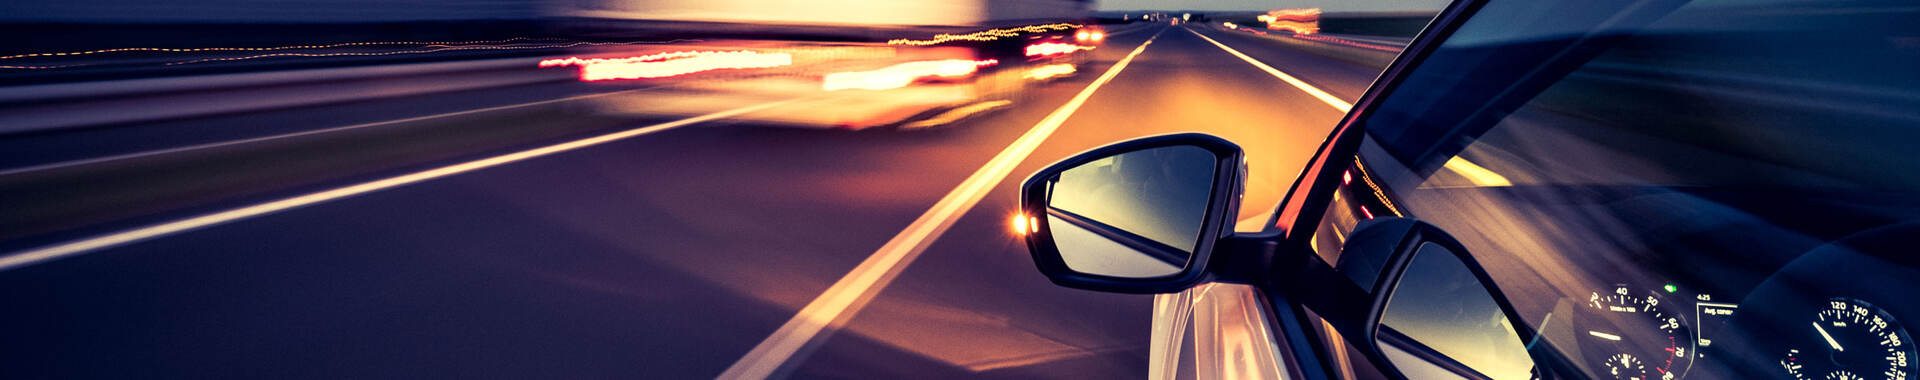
[1098,0,1451,12]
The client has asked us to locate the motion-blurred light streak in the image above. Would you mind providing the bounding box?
[1259,8,1322,35]
[887,23,1079,46]
[1227,25,1270,36]
[164,41,623,66]
[821,59,997,91]
[0,37,571,61]
[1289,34,1401,52]
[1024,63,1077,80]
[3,39,705,70]
[1024,42,1090,57]
[540,51,793,81]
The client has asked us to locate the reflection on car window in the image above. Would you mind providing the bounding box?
[1380,243,1534,380]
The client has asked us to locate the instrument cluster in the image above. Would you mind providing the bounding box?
[1568,240,1918,380]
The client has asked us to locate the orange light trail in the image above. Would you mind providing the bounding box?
[1267,23,1320,35]
[1290,34,1401,52]
[540,50,793,81]
[1024,42,1091,57]
[538,50,741,67]
[1229,25,1271,35]
[0,37,580,61]
[1258,8,1322,35]
[887,23,1079,46]
[1024,63,1077,80]
[0,39,704,70]
[163,41,619,66]
[821,59,997,91]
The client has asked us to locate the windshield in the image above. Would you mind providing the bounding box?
[1316,0,1920,378]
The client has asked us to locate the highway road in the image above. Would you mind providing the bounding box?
[0,23,1390,378]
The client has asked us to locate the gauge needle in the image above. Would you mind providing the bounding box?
[1588,330,1622,341]
[1813,321,1844,352]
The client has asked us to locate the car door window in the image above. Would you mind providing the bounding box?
[1311,0,1920,378]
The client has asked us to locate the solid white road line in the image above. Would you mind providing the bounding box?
[1184,27,1355,112]
[0,98,799,272]
[717,28,1170,380]
[0,86,663,178]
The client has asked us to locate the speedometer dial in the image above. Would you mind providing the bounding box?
[1781,298,1915,380]
[1586,285,1695,380]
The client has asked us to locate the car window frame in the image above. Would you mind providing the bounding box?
[1251,0,1497,378]
[1262,0,1790,378]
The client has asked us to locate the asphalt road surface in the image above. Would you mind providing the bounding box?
[0,24,1388,379]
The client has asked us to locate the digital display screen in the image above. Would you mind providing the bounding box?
[1695,298,1739,352]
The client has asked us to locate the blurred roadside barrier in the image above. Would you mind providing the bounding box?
[1210,24,1408,69]
[0,57,571,135]
[0,21,1117,135]
[0,41,953,134]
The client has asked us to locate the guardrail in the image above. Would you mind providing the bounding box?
[1212,24,1410,69]
[0,21,1115,135]
[0,57,571,135]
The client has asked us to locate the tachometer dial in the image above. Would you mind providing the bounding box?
[1605,353,1649,379]
[1780,298,1914,380]
[1586,285,1695,380]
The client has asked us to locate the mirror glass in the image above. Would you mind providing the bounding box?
[1044,145,1217,278]
[1377,243,1535,380]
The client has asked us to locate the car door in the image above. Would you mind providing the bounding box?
[1019,0,1920,378]
[1287,0,1920,378]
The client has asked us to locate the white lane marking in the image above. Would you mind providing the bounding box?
[718,28,1169,380]
[0,86,662,177]
[0,98,799,272]
[1184,27,1354,112]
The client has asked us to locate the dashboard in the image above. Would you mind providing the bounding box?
[1330,140,1920,380]
[1565,225,1919,380]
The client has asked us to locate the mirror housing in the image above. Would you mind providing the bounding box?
[1342,218,1545,380]
[1019,133,1245,294]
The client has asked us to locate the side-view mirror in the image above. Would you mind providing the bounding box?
[1019,133,1245,294]
[1342,218,1543,380]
